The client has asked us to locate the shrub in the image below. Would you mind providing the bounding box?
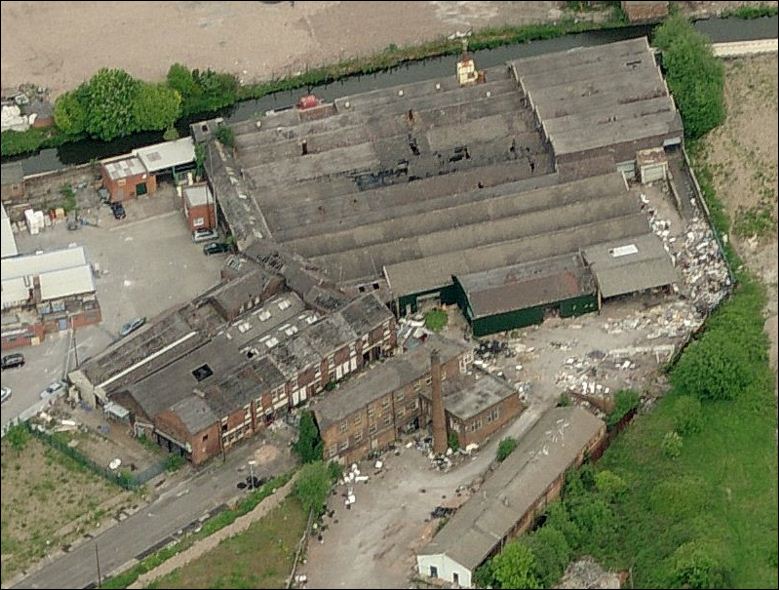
[654,14,725,139]
[424,308,448,332]
[491,540,541,589]
[326,460,343,482]
[544,501,583,550]
[132,83,181,131]
[167,63,238,117]
[447,431,460,452]
[215,125,235,148]
[293,411,323,464]
[164,453,186,472]
[5,423,30,451]
[163,126,179,141]
[661,431,683,459]
[606,389,640,429]
[669,539,732,589]
[557,393,571,407]
[496,437,518,462]
[294,461,332,516]
[672,395,704,436]
[594,469,628,502]
[53,89,88,136]
[527,525,571,587]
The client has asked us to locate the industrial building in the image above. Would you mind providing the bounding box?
[1,246,100,350]
[416,406,606,588]
[201,37,680,337]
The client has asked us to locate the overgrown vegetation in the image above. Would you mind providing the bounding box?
[59,183,77,213]
[101,472,293,589]
[605,389,640,429]
[292,411,323,464]
[424,308,448,332]
[496,436,518,462]
[447,431,460,452]
[294,460,334,516]
[654,14,725,140]
[166,63,239,117]
[722,4,779,19]
[215,125,235,148]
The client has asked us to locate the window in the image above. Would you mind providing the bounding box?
[339,440,348,451]
[353,431,363,443]
[329,445,338,458]
[382,397,391,409]
[395,390,404,402]
[352,414,362,425]
[383,415,392,427]
[430,566,438,578]
[202,434,209,442]
[397,407,405,418]
[369,423,377,434]
[340,420,348,432]
[453,573,459,585]
[406,400,417,411]
[414,381,422,392]
[222,423,228,433]
[425,376,432,385]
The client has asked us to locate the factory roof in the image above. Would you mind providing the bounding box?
[418,406,604,570]
[313,335,468,431]
[38,264,96,301]
[582,232,679,298]
[1,203,18,258]
[183,184,214,207]
[457,254,595,319]
[419,370,518,421]
[511,37,683,158]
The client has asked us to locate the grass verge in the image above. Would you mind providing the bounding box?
[100,472,293,589]
[146,495,307,589]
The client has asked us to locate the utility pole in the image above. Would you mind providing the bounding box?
[95,542,102,588]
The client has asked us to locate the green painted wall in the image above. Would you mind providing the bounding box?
[396,283,458,316]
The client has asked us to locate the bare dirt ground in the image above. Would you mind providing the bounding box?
[703,54,778,386]
[0,1,565,98]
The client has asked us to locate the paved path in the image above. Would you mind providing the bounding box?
[10,431,295,589]
[712,38,779,57]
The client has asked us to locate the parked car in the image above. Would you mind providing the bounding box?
[192,228,218,243]
[1,353,25,370]
[203,242,231,256]
[119,317,146,337]
[40,380,66,400]
[1,387,11,404]
[110,202,126,219]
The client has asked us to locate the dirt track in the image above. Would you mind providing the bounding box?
[0,1,563,97]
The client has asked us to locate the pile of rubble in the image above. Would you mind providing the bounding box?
[601,300,704,340]
[644,192,730,313]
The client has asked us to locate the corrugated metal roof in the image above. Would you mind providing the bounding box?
[38,264,95,300]
[2,246,86,280]
[1,204,18,258]
[582,232,678,298]
[133,137,195,173]
[184,184,213,207]
[103,156,146,180]
[417,407,604,570]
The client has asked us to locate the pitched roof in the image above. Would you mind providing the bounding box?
[417,407,604,571]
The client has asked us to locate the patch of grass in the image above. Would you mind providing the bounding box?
[722,4,779,19]
[733,203,776,238]
[424,308,448,332]
[101,472,293,589]
[147,495,307,589]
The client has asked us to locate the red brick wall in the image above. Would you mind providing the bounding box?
[101,167,157,201]
[456,394,524,448]
[186,202,216,231]
[0,322,45,351]
[155,409,221,465]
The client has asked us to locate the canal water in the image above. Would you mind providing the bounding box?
[10,15,778,176]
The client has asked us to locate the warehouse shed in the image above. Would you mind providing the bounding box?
[511,37,683,180]
[452,253,597,337]
[582,233,678,299]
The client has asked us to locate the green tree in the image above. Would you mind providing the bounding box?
[163,127,180,141]
[527,526,571,588]
[654,14,725,139]
[544,501,583,550]
[83,68,141,140]
[167,63,197,98]
[293,411,323,464]
[133,83,181,131]
[594,469,628,502]
[671,329,758,401]
[473,560,496,589]
[194,142,206,180]
[294,461,332,516]
[53,89,87,136]
[669,539,731,589]
[566,494,616,550]
[491,541,541,589]
[673,395,704,436]
[496,436,518,462]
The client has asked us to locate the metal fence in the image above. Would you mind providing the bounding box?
[1,391,67,439]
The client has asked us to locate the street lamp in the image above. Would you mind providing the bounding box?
[248,460,257,491]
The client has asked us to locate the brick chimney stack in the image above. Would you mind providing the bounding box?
[430,349,447,455]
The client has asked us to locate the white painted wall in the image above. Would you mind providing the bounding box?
[416,554,472,588]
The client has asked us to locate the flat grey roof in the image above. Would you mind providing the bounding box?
[184,184,213,207]
[582,232,679,298]
[511,37,683,158]
[457,253,595,319]
[1,161,24,184]
[418,406,604,570]
[313,334,468,431]
[133,137,195,173]
[103,156,146,180]
[420,370,517,421]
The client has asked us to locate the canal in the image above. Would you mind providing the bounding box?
[9,15,778,176]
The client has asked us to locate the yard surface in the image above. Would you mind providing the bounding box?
[0,435,126,583]
[146,495,307,589]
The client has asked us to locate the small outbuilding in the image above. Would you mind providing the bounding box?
[101,156,155,201]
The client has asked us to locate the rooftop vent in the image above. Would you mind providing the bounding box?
[192,364,214,382]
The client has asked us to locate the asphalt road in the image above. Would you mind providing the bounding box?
[12,428,295,590]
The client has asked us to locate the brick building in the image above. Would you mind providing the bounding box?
[101,156,157,201]
[419,371,524,449]
[314,335,474,465]
[183,184,217,232]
